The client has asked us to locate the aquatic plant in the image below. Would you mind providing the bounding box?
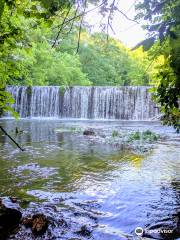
[128,130,160,142]
[112,130,119,137]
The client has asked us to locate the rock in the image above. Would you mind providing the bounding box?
[9,197,17,203]
[76,225,92,236]
[22,216,33,228]
[23,213,48,235]
[0,197,22,228]
[15,127,24,135]
[83,129,95,136]
[32,214,48,235]
[0,197,22,236]
[0,197,22,239]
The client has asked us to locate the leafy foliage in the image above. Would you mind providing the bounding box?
[59,32,152,86]
[136,0,180,131]
[0,0,74,115]
[8,42,89,86]
[0,84,18,117]
[128,130,160,142]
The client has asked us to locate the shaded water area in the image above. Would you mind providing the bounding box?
[0,119,180,239]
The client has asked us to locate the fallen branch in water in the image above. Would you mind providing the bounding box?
[0,126,25,151]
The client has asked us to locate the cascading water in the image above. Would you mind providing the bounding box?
[6,86,30,118]
[6,86,159,120]
[30,86,60,117]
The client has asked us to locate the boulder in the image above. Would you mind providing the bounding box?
[83,129,95,136]
[0,197,22,228]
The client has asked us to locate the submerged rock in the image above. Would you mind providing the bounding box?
[15,127,24,135]
[83,129,95,136]
[76,225,92,236]
[22,213,48,235]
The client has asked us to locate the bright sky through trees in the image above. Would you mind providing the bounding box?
[85,0,147,48]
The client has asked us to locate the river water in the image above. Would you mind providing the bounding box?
[0,119,179,240]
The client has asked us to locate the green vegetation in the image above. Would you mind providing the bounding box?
[112,130,119,138]
[0,87,18,118]
[0,0,72,115]
[1,26,152,87]
[135,0,180,132]
[76,32,151,86]
[128,130,160,142]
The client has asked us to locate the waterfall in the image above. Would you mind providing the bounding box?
[30,86,60,117]
[6,86,159,120]
[6,86,30,118]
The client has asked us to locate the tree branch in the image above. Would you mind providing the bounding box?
[76,0,87,54]
[66,4,79,36]
[116,8,139,24]
[0,126,25,151]
[107,0,116,41]
[55,0,107,30]
[52,3,73,48]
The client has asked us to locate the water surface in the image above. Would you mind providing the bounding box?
[0,119,179,239]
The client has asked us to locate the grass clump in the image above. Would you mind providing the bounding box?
[112,130,119,137]
[128,130,160,142]
[128,131,141,141]
[143,130,160,141]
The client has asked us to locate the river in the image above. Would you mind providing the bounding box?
[0,119,179,239]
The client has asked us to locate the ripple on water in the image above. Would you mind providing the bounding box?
[11,162,58,176]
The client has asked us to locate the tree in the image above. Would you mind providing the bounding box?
[7,41,90,86]
[135,0,180,131]
[0,0,73,115]
[61,31,151,86]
